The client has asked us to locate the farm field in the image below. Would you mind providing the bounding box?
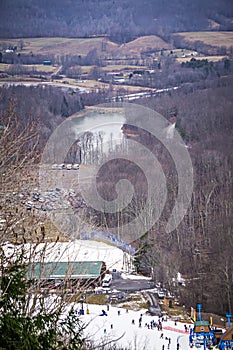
[66,65,148,74]
[0,37,116,56]
[101,64,148,71]
[0,33,231,95]
[0,76,149,94]
[0,35,170,57]
[176,55,228,63]
[0,63,56,73]
[55,78,149,93]
[2,33,232,58]
[174,31,233,48]
[119,35,171,53]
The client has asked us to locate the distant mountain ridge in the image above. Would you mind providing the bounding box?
[0,0,233,41]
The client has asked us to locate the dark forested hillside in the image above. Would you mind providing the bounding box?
[0,0,233,40]
[0,85,84,144]
[134,79,233,315]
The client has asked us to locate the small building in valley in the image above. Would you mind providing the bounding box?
[163,296,175,308]
[43,60,52,65]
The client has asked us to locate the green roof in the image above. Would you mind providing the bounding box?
[29,261,103,280]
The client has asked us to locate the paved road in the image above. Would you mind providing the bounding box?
[0,80,179,100]
[110,271,155,291]
[108,273,161,316]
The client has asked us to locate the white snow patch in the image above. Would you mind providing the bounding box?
[3,240,134,272]
[76,303,191,350]
[121,273,151,280]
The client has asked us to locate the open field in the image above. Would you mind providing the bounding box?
[0,35,170,57]
[0,63,12,71]
[0,37,116,56]
[119,35,171,53]
[174,31,233,48]
[176,55,228,63]
[67,65,148,74]
[101,64,148,71]
[52,77,150,93]
[0,77,151,94]
[0,63,56,73]
[160,48,196,56]
[0,34,230,93]
[2,33,232,58]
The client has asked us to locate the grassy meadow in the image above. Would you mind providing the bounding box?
[174,31,233,48]
[176,55,228,63]
[0,35,170,57]
[0,63,57,73]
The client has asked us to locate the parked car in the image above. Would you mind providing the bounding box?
[58,163,65,169]
[102,274,112,287]
[157,291,165,299]
[72,163,80,170]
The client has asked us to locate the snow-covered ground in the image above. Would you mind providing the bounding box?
[4,240,134,272]
[3,240,195,349]
[121,273,151,280]
[77,303,190,350]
